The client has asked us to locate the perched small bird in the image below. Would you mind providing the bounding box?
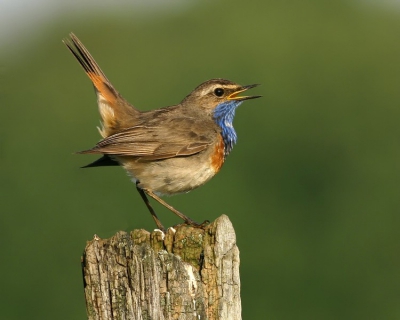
[63,33,260,231]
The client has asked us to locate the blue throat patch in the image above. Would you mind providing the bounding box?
[213,100,243,157]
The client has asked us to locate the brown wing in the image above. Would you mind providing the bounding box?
[78,117,216,161]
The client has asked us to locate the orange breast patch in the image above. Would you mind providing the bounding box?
[211,134,225,173]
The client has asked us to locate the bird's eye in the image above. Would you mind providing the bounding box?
[214,88,225,97]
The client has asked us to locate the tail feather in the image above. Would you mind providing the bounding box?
[63,33,139,137]
[63,33,118,104]
[81,155,119,168]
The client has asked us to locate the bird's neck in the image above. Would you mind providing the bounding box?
[213,100,243,157]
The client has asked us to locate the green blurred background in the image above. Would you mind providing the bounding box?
[2,0,400,319]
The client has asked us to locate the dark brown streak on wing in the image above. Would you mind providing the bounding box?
[94,126,153,145]
[78,141,209,160]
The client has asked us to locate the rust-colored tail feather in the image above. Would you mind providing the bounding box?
[63,33,139,137]
[63,33,118,103]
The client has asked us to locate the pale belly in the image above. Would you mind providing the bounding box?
[118,154,222,196]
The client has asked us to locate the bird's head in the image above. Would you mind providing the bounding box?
[181,78,261,115]
[181,79,261,156]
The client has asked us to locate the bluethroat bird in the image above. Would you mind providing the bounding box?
[63,33,261,231]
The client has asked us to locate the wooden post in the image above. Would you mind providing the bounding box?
[82,215,241,320]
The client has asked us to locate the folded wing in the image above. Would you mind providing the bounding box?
[78,118,215,161]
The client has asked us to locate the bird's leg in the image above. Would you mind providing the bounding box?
[143,188,204,227]
[136,182,166,232]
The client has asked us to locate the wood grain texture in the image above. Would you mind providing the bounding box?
[82,215,241,320]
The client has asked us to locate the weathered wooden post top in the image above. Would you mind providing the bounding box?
[82,215,241,320]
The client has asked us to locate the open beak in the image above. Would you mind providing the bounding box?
[227,84,261,101]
